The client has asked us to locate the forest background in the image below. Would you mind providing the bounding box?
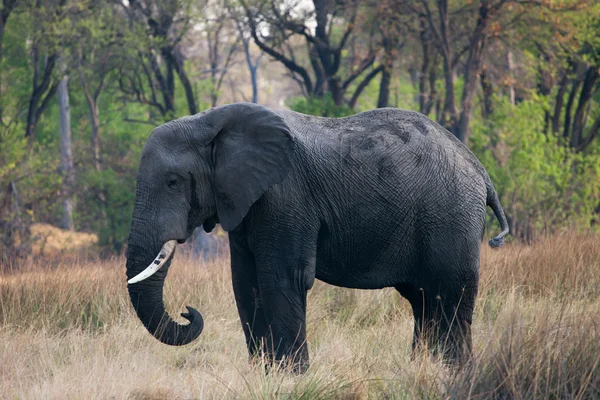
[1,0,599,261]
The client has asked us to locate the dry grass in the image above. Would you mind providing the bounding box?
[29,223,99,258]
[1,233,600,399]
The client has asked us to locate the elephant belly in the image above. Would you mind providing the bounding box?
[314,225,416,289]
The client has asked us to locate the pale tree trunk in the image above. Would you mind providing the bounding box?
[79,69,102,172]
[89,101,101,172]
[78,66,110,241]
[58,71,74,231]
[242,38,262,104]
[507,49,515,106]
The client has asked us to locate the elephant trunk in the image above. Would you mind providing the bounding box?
[126,227,203,346]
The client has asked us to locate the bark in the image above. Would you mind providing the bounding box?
[537,47,554,133]
[480,65,494,118]
[434,0,459,131]
[576,113,600,152]
[377,36,396,109]
[551,61,600,151]
[206,21,238,108]
[377,67,391,108]
[506,49,515,105]
[173,48,197,114]
[441,55,458,132]
[242,37,263,104]
[248,25,313,96]
[551,70,568,135]
[418,21,432,115]
[57,72,74,231]
[563,72,583,141]
[455,1,490,143]
[428,60,438,116]
[570,67,599,148]
[26,46,58,139]
[78,69,105,172]
[420,0,508,142]
[0,0,18,123]
[89,101,101,172]
[348,66,384,109]
[231,5,263,105]
[243,0,372,106]
[121,0,194,119]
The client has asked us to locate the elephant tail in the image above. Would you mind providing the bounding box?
[486,182,510,248]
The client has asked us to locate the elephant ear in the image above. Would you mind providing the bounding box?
[200,103,295,231]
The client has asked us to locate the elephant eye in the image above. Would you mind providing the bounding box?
[167,176,179,190]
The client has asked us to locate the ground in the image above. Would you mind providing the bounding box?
[1,233,599,399]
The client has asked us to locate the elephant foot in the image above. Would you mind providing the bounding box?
[251,355,309,375]
[248,342,310,374]
[413,318,473,367]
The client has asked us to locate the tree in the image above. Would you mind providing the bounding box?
[229,2,263,104]
[241,0,383,110]
[74,2,119,172]
[522,2,600,151]
[57,59,74,231]
[116,0,197,120]
[25,0,66,140]
[201,0,239,107]
[374,0,408,108]
[551,25,600,151]
[408,0,576,143]
[0,0,19,124]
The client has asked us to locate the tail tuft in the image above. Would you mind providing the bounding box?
[486,180,509,249]
[488,236,504,248]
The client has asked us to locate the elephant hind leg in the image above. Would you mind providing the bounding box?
[395,282,425,358]
[396,281,476,365]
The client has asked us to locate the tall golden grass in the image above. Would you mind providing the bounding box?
[1,233,599,399]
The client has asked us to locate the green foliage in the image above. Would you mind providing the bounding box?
[470,97,600,240]
[1,0,599,258]
[287,94,354,117]
[75,98,150,251]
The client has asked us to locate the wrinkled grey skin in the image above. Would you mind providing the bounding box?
[126,103,509,372]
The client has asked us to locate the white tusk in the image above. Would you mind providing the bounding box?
[128,240,177,284]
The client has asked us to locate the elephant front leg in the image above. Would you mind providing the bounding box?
[258,283,310,373]
[230,240,269,360]
[239,224,317,373]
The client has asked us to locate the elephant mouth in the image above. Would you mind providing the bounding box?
[128,240,177,284]
[128,228,197,284]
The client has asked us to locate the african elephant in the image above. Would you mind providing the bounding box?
[125,103,509,372]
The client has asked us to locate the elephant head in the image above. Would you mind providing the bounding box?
[126,103,295,345]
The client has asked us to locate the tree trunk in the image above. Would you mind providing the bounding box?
[551,71,568,135]
[88,101,101,172]
[455,1,489,143]
[480,66,494,118]
[173,48,197,115]
[441,55,458,132]
[0,0,18,124]
[436,0,458,132]
[377,37,395,109]
[26,47,58,139]
[456,45,484,143]
[57,73,74,231]
[570,66,599,148]
[377,67,391,108]
[242,39,262,104]
[563,71,584,141]
[418,28,431,114]
[348,66,383,109]
[507,49,515,105]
